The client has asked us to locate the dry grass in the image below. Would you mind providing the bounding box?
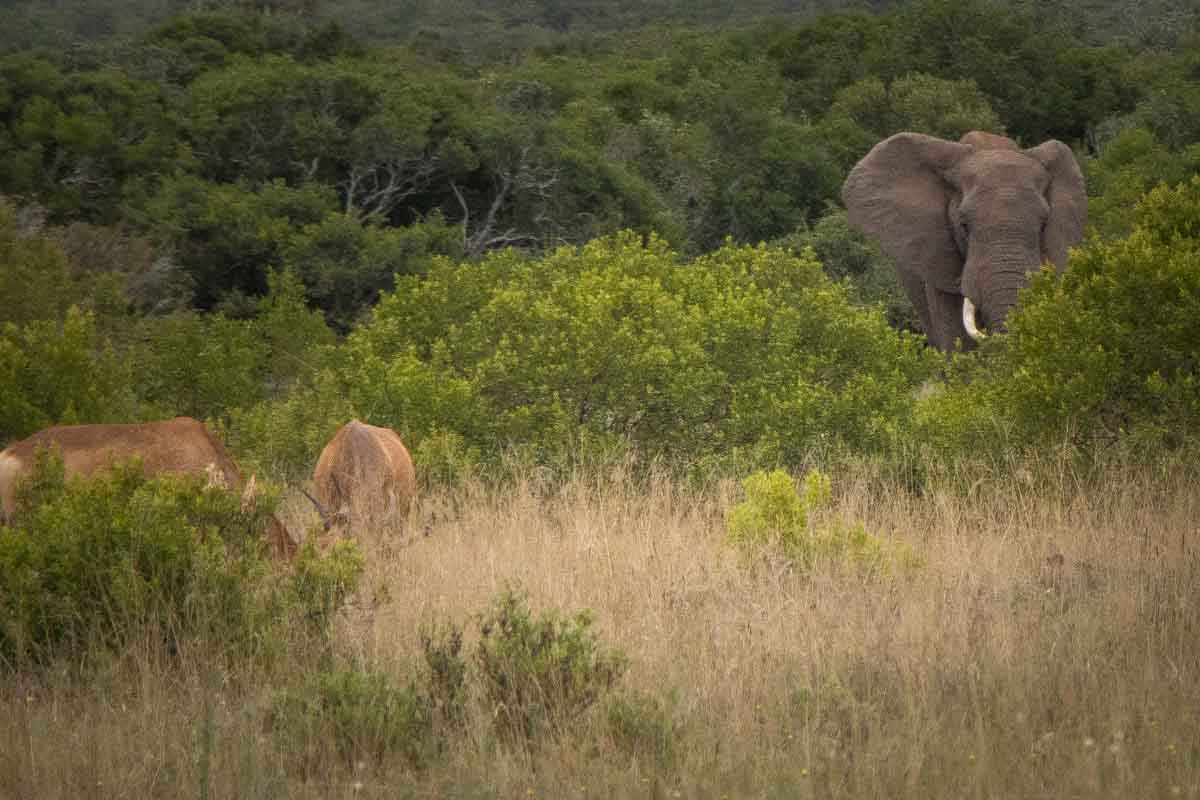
[2,459,1198,799]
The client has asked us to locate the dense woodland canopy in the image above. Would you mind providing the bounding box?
[1,0,1198,474]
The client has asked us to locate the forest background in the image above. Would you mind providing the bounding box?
[1,0,1198,476]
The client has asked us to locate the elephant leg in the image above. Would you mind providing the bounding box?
[925,284,975,352]
[898,269,934,340]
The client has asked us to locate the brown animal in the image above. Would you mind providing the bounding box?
[0,417,297,559]
[310,420,416,532]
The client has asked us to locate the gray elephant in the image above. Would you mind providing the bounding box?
[842,131,1086,352]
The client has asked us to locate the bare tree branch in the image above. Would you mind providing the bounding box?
[454,146,559,259]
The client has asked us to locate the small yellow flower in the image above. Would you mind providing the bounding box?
[1168,743,1178,754]
[968,753,976,763]
[800,768,809,777]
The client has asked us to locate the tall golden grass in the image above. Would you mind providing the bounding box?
[2,458,1197,798]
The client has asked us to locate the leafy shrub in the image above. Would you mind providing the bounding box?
[0,199,77,327]
[226,368,355,481]
[776,210,920,333]
[131,310,267,421]
[475,587,628,741]
[0,306,135,442]
[1085,127,1200,239]
[291,538,365,630]
[605,692,682,769]
[919,176,1200,459]
[822,73,1003,152]
[270,667,427,774]
[0,453,362,670]
[727,469,918,573]
[418,621,468,727]
[344,232,934,471]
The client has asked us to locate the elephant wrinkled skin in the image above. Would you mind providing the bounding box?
[842,130,1086,352]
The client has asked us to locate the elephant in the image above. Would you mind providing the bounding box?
[841,130,1086,352]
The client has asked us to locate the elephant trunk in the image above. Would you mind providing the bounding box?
[965,238,1041,335]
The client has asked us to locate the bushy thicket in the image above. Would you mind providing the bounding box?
[0,454,363,670]
[233,234,934,476]
[0,0,1197,484]
[919,177,1200,460]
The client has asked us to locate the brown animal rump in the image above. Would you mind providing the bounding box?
[0,417,296,559]
[312,420,416,529]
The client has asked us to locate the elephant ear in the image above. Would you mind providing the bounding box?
[842,133,973,292]
[1023,140,1087,271]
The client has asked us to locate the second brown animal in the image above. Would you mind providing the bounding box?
[310,420,417,534]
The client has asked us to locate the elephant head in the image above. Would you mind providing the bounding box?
[842,131,1086,352]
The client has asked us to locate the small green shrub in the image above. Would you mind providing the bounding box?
[270,667,428,773]
[226,367,355,481]
[0,452,362,670]
[412,430,483,489]
[419,621,468,727]
[727,469,918,573]
[605,692,683,770]
[291,537,365,629]
[475,587,628,742]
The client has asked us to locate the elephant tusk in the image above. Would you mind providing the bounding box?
[962,296,987,341]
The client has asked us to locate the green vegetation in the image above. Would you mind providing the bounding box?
[271,667,429,774]
[921,177,1200,460]
[0,0,1198,794]
[475,587,628,741]
[727,468,919,573]
[0,453,362,670]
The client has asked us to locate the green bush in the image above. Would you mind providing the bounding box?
[0,306,135,443]
[270,667,428,774]
[132,310,267,421]
[226,368,355,481]
[919,176,1200,459]
[344,232,934,471]
[0,453,362,670]
[727,469,918,573]
[475,587,628,741]
[418,621,468,727]
[605,692,683,770]
[775,210,920,333]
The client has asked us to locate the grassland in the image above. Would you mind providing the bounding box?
[1,457,1197,798]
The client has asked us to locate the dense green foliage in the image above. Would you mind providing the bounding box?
[334,234,932,469]
[920,177,1200,459]
[0,0,1197,473]
[0,453,363,669]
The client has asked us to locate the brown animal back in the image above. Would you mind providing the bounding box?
[6,418,241,487]
[313,420,416,519]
